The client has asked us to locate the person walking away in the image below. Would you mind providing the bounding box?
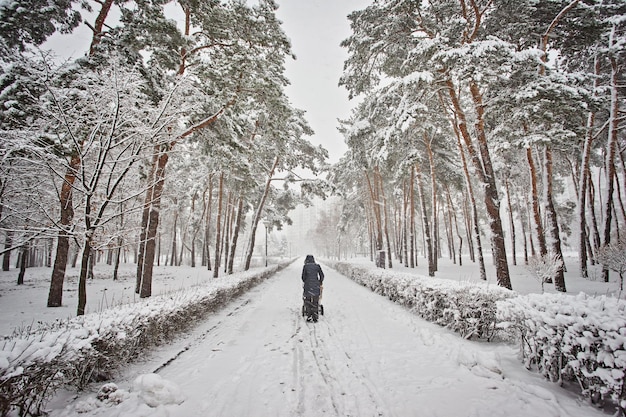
[302,254,324,322]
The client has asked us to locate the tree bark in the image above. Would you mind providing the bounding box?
[244,157,279,270]
[3,230,13,271]
[448,107,486,280]
[377,167,393,268]
[77,235,92,315]
[602,37,620,283]
[170,209,178,266]
[415,161,434,276]
[468,81,511,289]
[48,152,79,307]
[228,197,244,274]
[527,146,548,257]
[213,172,224,278]
[504,177,517,266]
[17,243,27,285]
[366,169,385,268]
[425,135,438,272]
[409,167,416,268]
[137,149,169,298]
[544,146,566,291]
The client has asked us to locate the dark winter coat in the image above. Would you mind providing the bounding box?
[302,259,324,297]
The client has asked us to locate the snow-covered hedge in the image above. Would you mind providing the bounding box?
[0,265,283,417]
[497,293,626,413]
[332,262,514,340]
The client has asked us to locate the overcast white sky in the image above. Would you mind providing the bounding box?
[275,0,370,163]
[47,1,370,163]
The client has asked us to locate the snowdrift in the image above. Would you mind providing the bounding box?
[0,264,285,417]
[331,261,626,413]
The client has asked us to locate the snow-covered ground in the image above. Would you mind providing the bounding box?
[0,263,215,338]
[0,258,612,417]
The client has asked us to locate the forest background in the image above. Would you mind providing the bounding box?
[0,0,625,320]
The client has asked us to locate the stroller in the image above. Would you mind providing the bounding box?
[302,285,324,321]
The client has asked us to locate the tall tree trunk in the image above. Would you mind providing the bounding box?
[170,209,178,266]
[77,234,93,316]
[3,230,13,271]
[17,243,27,285]
[468,81,511,288]
[425,135,438,272]
[578,57,599,278]
[544,146,567,291]
[602,34,620,283]
[403,179,409,266]
[527,146,548,257]
[204,175,214,270]
[446,185,463,266]
[48,153,79,307]
[504,177,517,266]
[462,193,475,262]
[377,167,393,268]
[366,169,385,268]
[244,157,279,270]
[518,196,529,265]
[409,167,416,268]
[222,193,233,273]
[448,109,486,281]
[137,149,169,298]
[213,172,225,278]
[415,161,434,276]
[228,197,245,274]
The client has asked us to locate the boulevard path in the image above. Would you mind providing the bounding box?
[50,261,604,417]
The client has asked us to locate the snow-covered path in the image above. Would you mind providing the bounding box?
[51,262,605,417]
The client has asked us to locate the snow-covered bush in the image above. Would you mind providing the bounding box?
[497,293,626,413]
[332,262,514,340]
[527,253,563,293]
[0,265,283,417]
[597,239,626,292]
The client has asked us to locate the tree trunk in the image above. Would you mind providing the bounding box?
[244,157,279,270]
[415,161,434,276]
[136,150,159,293]
[425,135,438,273]
[366,169,385,268]
[462,193,474,262]
[579,68,597,277]
[527,146,548,257]
[170,209,178,266]
[409,167,416,268]
[3,230,13,271]
[213,173,225,278]
[377,167,393,268]
[204,174,214,270]
[403,179,409,266]
[77,235,92,315]
[504,177,517,266]
[544,146,566,291]
[446,185,463,266]
[468,81,511,289]
[222,193,235,274]
[602,41,620,283]
[48,153,79,307]
[137,149,169,298]
[228,197,244,274]
[17,243,27,285]
[448,109,486,281]
[519,196,529,265]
